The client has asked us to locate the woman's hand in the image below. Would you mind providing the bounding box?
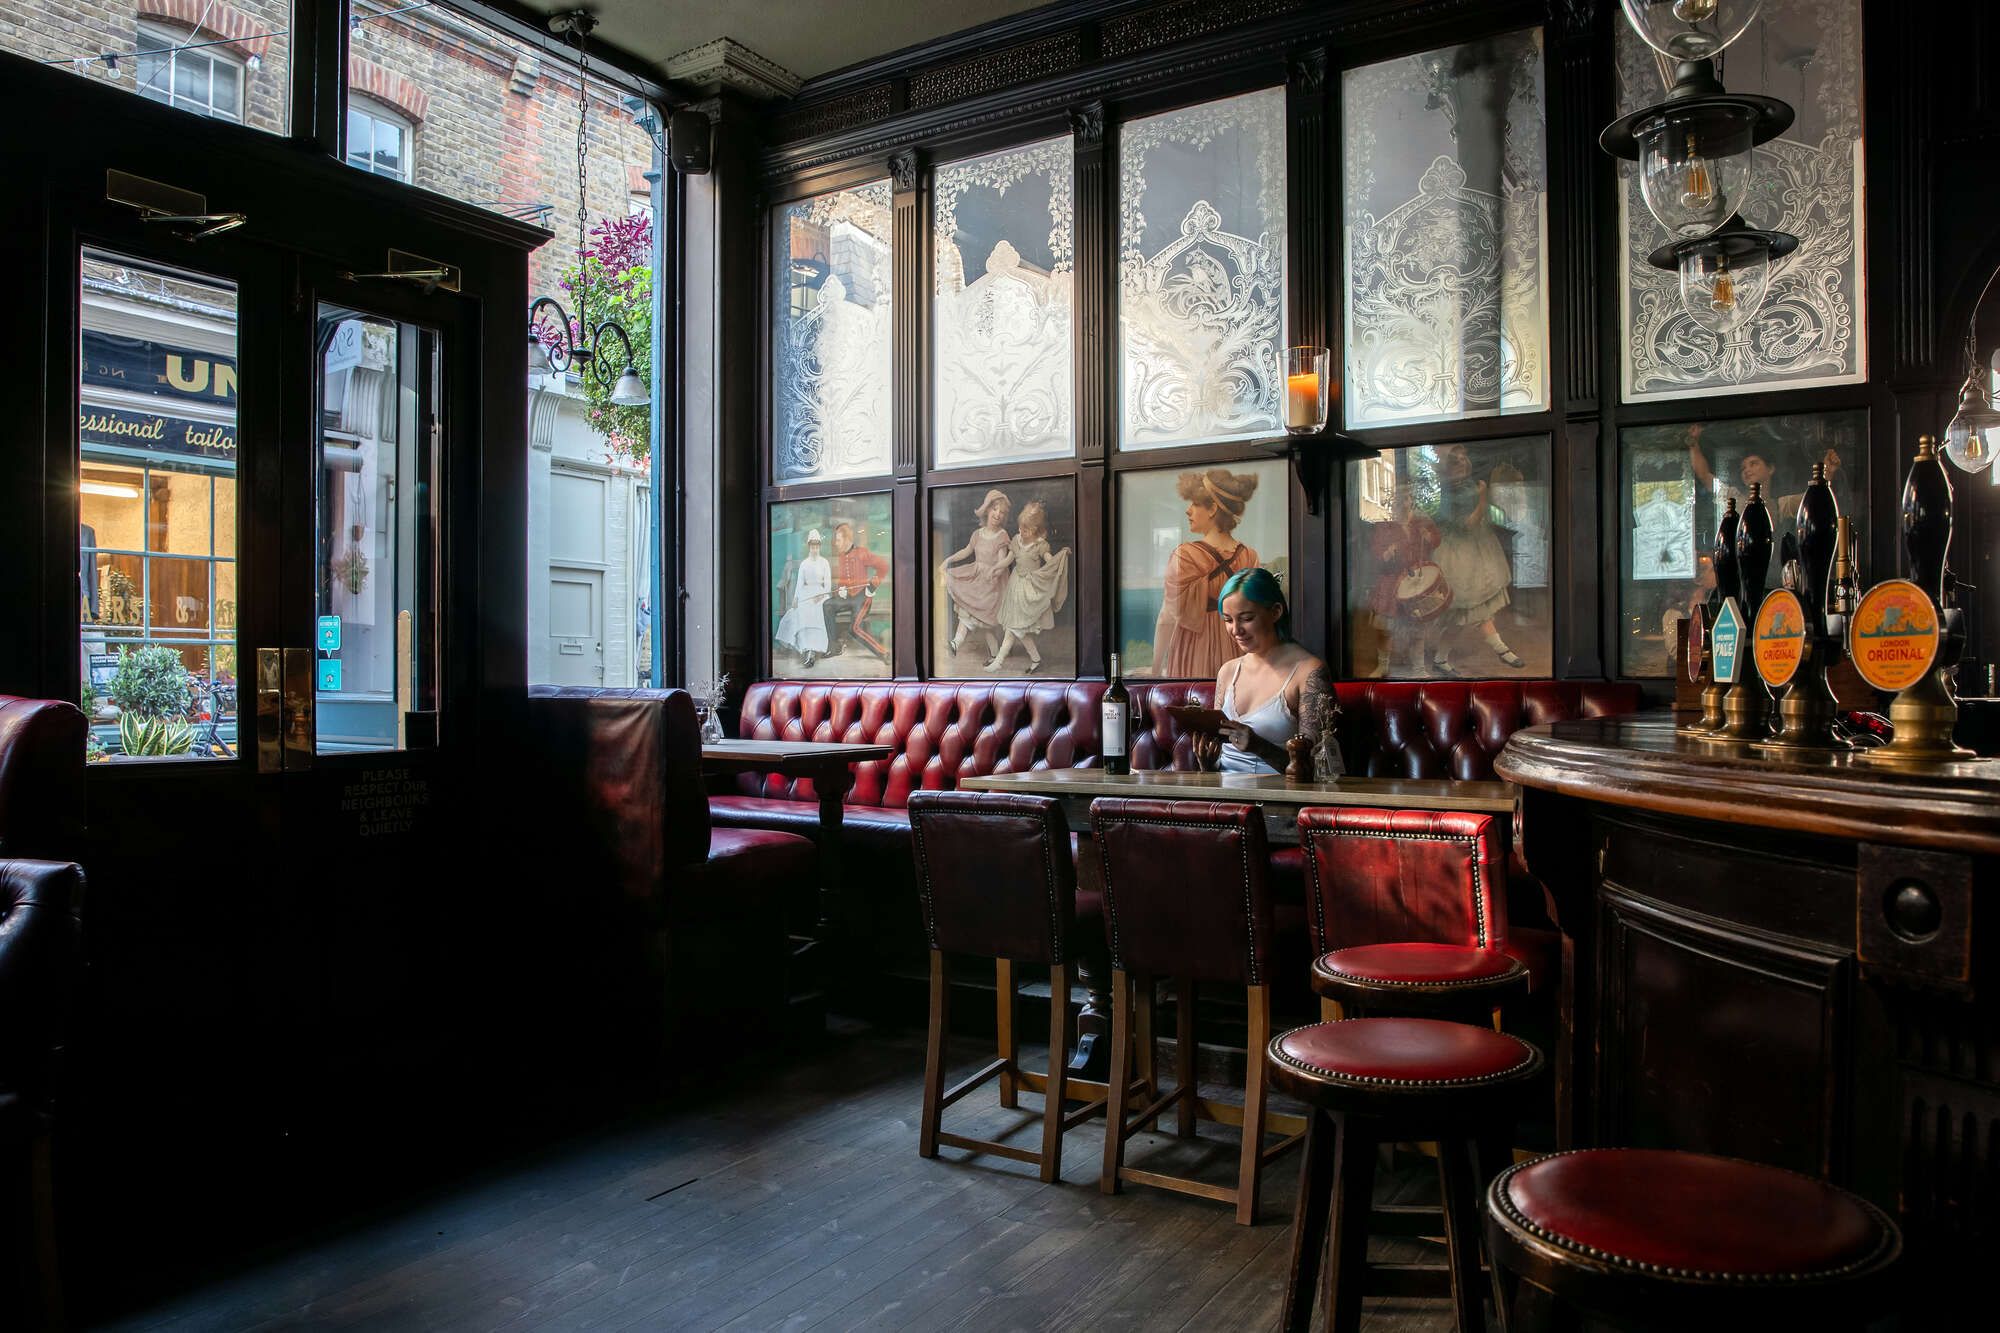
[1219,721,1252,750]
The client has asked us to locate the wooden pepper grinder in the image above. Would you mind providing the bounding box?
[1285,735,1313,782]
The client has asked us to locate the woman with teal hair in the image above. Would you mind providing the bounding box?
[1210,567,1338,776]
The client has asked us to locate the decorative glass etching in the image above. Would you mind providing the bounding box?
[1117,88,1287,451]
[1619,0,1866,400]
[1618,412,1865,676]
[934,138,1074,468]
[772,182,894,483]
[1343,437,1553,679]
[1343,30,1549,428]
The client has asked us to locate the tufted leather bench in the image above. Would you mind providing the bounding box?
[711,679,1641,985]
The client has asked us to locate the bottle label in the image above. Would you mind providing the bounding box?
[1102,702,1127,756]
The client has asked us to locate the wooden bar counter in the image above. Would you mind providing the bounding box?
[1498,713,2000,1307]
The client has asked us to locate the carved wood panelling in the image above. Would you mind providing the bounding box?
[908,30,1086,110]
[771,84,896,144]
[1101,0,1307,60]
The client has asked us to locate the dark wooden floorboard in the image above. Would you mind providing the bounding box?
[97,1027,1456,1333]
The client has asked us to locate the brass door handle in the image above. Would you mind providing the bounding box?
[282,647,314,770]
[256,648,283,773]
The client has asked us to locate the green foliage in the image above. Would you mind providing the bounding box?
[557,213,654,465]
[106,644,193,721]
[118,710,194,758]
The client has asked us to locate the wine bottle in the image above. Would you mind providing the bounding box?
[1103,653,1130,776]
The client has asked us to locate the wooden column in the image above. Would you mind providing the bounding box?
[891,149,926,676]
[1286,47,1333,659]
[1073,102,1111,673]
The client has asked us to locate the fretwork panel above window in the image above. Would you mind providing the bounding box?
[932,137,1075,470]
[1117,87,1288,452]
[772,181,895,484]
[1342,29,1550,429]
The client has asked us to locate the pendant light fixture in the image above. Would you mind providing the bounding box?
[526,10,650,409]
[1601,57,1791,240]
[1647,214,1796,338]
[1940,268,2000,474]
[1617,0,1764,61]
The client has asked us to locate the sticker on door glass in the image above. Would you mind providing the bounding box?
[317,658,343,692]
[317,615,343,652]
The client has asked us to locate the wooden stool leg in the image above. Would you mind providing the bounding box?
[1235,984,1271,1226]
[996,958,1019,1109]
[1039,962,1069,1184]
[920,950,949,1159]
[1176,976,1198,1138]
[1437,1136,1488,1333]
[1322,1116,1377,1333]
[1099,969,1133,1195]
[1280,1107,1336,1333]
[1319,996,1342,1023]
[1134,972,1157,1094]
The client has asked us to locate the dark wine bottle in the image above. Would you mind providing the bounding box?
[1103,652,1130,776]
[1902,434,1953,608]
[1713,495,1741,607]
[1796,460,1839,635]
[1736,482,1775,617]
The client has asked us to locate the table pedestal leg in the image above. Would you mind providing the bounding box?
[815,770,854,935]
[1068,826,1113,1079]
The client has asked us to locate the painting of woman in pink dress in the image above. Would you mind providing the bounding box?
[1150,468,1263,679]
[940,488,1012,662]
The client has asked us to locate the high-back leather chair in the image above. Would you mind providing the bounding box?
[909,791,1107,1182]
[0,697,87,862]
[1089,797,1304,1224]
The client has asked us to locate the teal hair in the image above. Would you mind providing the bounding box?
[1217,567,1290,640]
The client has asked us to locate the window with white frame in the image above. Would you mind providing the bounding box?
[134,22,245,122]
[347,98,414,182]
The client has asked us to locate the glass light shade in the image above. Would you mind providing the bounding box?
[1633,105,1756,238]
[1618,0,1762,60]
[1284,346,1330,435]
[609,366,651,407]
[1677,245,1770,336]
[1942,369,2000,473]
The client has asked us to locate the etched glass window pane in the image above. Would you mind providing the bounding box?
[1618,412,1865,676]
[1118,87,1287,451]
[772,182,894,483]
[1343,30,1549,429]
[934,138,1074,469]
[1618,0,1865,401]
[1342,437,1553,679]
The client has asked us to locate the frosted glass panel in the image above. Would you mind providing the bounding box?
[934,138,1074,469]
[772,182,894,483]
[1117,88,1287,451]
[1343,30,1549,428]
[1618,0,1865,400]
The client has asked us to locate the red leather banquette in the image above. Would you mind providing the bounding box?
[711,679,1642,976]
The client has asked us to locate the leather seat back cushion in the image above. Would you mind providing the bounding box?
[734,678,1641,809]
[1297,808,1505,955]
[909,791,1076,966]
[1091,798,1273,987]
[0,696,88,861]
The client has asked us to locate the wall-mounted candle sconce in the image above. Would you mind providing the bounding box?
[1268,345,1361,517]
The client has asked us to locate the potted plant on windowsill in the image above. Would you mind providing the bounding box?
[105,644,196,758]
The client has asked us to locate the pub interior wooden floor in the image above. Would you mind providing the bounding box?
[99,1023,1456,1332]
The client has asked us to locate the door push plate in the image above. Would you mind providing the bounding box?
[256,648,283,773]
[282,647,315,770]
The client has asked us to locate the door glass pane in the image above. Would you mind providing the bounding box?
[1343,30,1549,428]
[1117,87,1287,451]
[316,309,441,755]
[80,249,240,763]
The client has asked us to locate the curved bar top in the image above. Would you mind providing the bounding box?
[1496,713,2000,857]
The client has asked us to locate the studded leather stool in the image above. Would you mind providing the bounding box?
[1091,798,1306,1224]
[1484,1149,1902,1332]
[1270,1019,1545,1333]
[1297,808,1533,1025]
[909,790,1112,1182]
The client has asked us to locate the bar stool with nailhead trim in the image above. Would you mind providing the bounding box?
[1269,1018,1545,1333]
[1483,1148,1902,1332]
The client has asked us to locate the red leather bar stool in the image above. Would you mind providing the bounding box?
[1271,1019,1544,1333]
[1297,808,1528,1025]
[908,790,1111,1183]
[1090,798,1306,1225]
[1484,1149,1902,1331]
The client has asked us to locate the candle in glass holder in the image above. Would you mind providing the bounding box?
[1283,346,1328,434]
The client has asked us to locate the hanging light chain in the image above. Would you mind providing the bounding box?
[574,23,590,264]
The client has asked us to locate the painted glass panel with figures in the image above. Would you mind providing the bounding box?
[1618,0,1866,400]
[1117,88,1287,451]
[1343,30,1549,428]
[769,495,895,679]
[931,479,1077,677]
[772,182,895,483]
[1619,412,1866,676]
[934,138,1074,469]
[1343,438,1553,679]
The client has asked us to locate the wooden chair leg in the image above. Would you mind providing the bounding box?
[1280,1107,1336,1333]
[996,957,1019,1109]
[1176,975,1198,1139]
[1437,1135,1488,1333]
[1134,972,1157,1094]
[919,950,948,1159]
[1556,933,1576,1151]
[1099,969,1132,1195]
[1319,995,1341,1023]
[1235,983,1271,1225]
[1039,963,1069,1184]
[1322,1116,1377,1333]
